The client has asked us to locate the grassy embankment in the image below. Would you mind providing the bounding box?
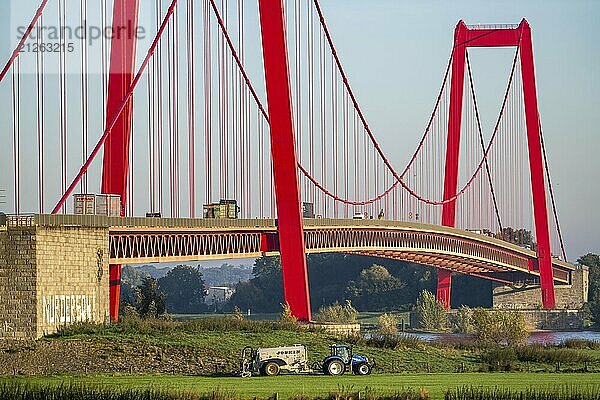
[1,317,600,399]
[41,317,600,373]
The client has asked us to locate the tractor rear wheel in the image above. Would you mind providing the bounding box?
[355,363,371,375]
[262,362,280,376]
[325,360,345,376]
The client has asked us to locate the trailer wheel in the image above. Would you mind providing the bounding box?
[355,363,371,376]
[325,360,345,376]
[262,361,280,376]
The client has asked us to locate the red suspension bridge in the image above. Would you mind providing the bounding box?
[0,0,572,322]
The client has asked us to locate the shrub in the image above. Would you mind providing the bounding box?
[480,346,517,371]
[562,338,600,350]
[231,306,245,321]
[472,309,529,346]
[451,306,473,334]
[49,315,313,338]
[515,344,594,364]
[280,302,298,323]
[367,334,425,350]
[120,303,139,320]
[313,300,358,323]
[378,313,399,336]
[433,335,480,350]
[415,290,447,331]
[135,277,166,318]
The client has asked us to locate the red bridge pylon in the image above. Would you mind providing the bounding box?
[439,19,555,310]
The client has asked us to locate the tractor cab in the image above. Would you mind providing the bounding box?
[330,344,351,364]
[322,344,373,376]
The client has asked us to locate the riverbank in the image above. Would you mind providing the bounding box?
[0,318,599,376]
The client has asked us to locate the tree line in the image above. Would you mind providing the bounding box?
[228,254,492,313]
[120,251,600,328]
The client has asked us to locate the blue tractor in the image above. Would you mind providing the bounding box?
[321,344,373,376]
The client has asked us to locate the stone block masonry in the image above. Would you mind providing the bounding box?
[1,220,110,340]
[492,266,588,331]
[0,227,38,340]
[493,266,589,310]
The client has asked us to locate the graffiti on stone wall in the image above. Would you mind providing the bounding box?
[42,294,96,324]
[2,321,13,333]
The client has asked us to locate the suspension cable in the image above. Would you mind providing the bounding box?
[0,0,50,84]
[209,0,521,207]
[465,50,503,232]
[540,125,568,261]
[52,0,181,214]
[311,0,519,206]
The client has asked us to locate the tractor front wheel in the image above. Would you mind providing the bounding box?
[354,363,371,375]
[325,360,345,376]
[262,362,280,376]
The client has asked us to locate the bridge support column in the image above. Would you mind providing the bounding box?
[438,21,468,310]
[258,0,311,321]
[440,19,555,309]
[436,270,452,310]
[109,265,122,322]
[103,0,140,321]
[519,21,555,309]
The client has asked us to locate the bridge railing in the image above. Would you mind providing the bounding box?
[1,214,277,230]
[466,23,520,30]
[0,214,36,228]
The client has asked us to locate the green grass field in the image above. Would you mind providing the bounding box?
[2,318,600,399]
[3,373,600,399]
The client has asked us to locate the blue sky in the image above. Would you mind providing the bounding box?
[315,1,600,260]
[0,0,598,260]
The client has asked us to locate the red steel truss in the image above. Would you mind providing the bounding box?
[107,222,572,286]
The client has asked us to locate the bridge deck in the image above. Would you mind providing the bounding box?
[1,214,574,285]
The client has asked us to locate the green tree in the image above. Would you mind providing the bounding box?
[472,308,529,346]
[415,290,447,331]
[497,227,536,250]
[228,280,269,313]
[119,266,148,314]
[313,300,358,323]
[229,257,283,312]
[201,263,253,287]
[158,265,207,314]
[228,253,494,314]
[451,274,493,308]
[135,277,166,318]
[378,313,399,336]
[452,305,474,334]
[577,253,600,325]
[253,256,282,278]
[229,254,440,313]
[345,264,406,311]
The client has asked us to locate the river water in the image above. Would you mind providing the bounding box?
[403,331,600,345]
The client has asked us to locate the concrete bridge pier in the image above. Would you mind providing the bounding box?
[0,216,110,340]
